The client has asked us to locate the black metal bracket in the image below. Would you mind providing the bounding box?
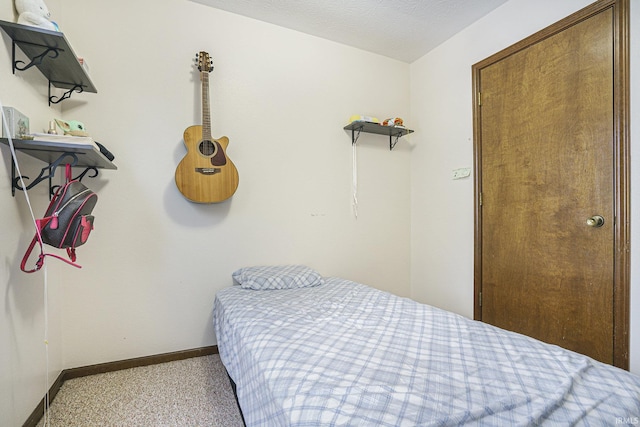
[348,123,405,151]
[350,125,363,146]
[50,166,98,196]
[12,152,78,199]
[12,40,62,73]
[10,40,85,105]
[390,133,402,151]
[49,82,84,105]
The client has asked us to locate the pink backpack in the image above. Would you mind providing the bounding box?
[21,164,98,273]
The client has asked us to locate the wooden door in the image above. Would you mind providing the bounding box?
[473,0,629,367]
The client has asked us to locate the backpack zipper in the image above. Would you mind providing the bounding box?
[51,188,92,229]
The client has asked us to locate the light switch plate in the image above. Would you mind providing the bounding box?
[452,167,471,180]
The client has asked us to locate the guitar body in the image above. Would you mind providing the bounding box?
[175,51,239,203]
[175,124,239,203]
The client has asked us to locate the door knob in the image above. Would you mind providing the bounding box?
[586,215,605,228]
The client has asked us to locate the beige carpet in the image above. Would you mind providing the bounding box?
[36,354,244,427]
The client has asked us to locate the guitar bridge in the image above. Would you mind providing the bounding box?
[195,167,221,175]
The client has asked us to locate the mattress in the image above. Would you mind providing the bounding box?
[214,277,640,426]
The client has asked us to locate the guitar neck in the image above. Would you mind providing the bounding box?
[201,71,212,139]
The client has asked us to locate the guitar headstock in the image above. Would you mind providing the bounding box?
[196,51,213,73]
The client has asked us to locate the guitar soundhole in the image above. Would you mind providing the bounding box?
[199,140,216,157]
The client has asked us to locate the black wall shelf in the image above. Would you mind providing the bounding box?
[0,20,96,105]
[0,138,116,197]
[344,121,414,150]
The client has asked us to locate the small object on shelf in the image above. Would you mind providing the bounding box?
[381,117,404,127]
[348,114,379,124]
[47,120,57,134]
[94,141,114,161]
[28,132,95,144]
[343,120,414,151]
[1,107,30,139]
[54,118,89,136]
[77,57,90,74]
[15,0,58,32]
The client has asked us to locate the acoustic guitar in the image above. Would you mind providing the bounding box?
[175,51,239,203]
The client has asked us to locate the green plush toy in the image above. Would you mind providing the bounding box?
[55,119,89,137]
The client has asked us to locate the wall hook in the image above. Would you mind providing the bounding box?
[12,152,78,198]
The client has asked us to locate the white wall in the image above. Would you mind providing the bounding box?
[55,0,412,370]
[410,0,640,374]
[1,1,411,423]
[0,2,412,422]
[2,0,637,424]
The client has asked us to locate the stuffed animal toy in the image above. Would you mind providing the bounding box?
[382,117,404,127]
[15,0,58,31]
[55,119,89,137]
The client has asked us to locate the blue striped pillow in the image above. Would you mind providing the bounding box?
[232,265,324,290]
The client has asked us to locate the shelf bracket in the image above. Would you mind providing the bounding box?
[49,82,84,106]
[9,39,84,106]
[390,133,401,151]
[73,166,99,182]
[350,125,363,145]
[12,41,62,73]
[12,152,78,199]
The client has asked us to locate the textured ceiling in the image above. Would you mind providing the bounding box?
[189,0,509,63]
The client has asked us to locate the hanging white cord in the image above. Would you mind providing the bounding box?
[352,141,358,219]
[43,264,50,427]
[1,101,51,426]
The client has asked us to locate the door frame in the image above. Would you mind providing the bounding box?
[472,0,630,369]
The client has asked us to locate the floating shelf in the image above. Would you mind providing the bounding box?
[0,137,116,197]
[0,138,115,169]
[0,20,96,104]
[344,121,414,150]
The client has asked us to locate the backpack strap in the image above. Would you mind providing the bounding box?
[21,233,83,272]
[65,163,73,182]
[67,247,77,262]
[47,252,82,269]
[20,235,45,273]
[20,216,52,273]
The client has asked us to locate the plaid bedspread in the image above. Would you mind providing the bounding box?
[214,278,640,426]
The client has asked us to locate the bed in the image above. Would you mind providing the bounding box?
[213,265,640,426]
